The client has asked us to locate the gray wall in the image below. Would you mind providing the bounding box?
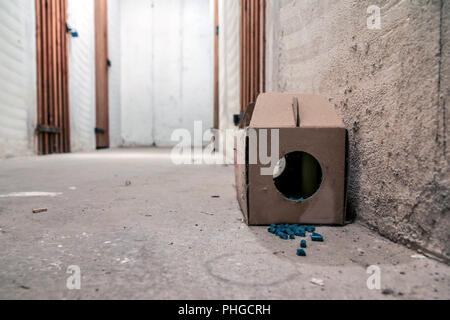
[267,0,449,260]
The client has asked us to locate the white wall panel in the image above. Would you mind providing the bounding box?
[0,0,37,158]
[120,0,153,146]
[218,0,240,163]
[67,0,96,152]
[108,0,122,147]
[218,0,240,131]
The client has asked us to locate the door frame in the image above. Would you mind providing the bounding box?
[94,0,110,149]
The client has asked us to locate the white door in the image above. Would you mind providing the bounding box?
[120,0,213,147]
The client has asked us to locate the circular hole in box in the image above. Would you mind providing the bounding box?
[273,151,322,201]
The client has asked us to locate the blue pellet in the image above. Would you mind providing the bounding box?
[268,228,276,234]
[300,240,307,248]
[306,226,316,233]
[270,224,276,228]
[296,249,306,256]
[312,232,322,237]
[279,233,288,240]
[311,235,324,242]
[289,234,295,239]
[295,230,306,237]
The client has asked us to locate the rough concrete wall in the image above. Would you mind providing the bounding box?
[120,0,213,147]
[0,0,37,158]
[67,0,97,152]
[267,0,449,260]
[108,0,122,148]
[218,0,241,163]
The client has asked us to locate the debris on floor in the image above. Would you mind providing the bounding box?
[268,224,324,256]
[32,208,48,214]
[125,180,132,186]
[382,288,394,295]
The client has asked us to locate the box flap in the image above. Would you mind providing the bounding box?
[249,93,345,128]
[249,93,298,128]
[299,94,345,128]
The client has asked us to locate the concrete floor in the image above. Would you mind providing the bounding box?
[0,148,448,300]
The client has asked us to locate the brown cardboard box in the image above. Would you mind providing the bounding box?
[234,93,347,225]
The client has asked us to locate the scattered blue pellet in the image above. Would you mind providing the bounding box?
[295,230,306,237]
[311,235,324,242]
[268,224,324,253]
